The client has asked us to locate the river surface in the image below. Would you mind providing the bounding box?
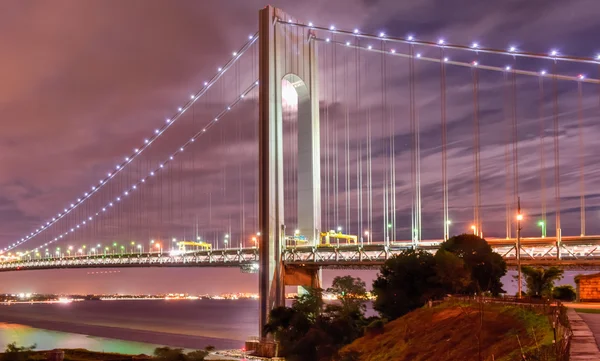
[0,300,257,354]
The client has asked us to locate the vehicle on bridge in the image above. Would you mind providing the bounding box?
[177,241,211,253]
[319,230,357,246]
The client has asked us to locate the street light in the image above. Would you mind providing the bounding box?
[516,197,523,299]
[364,230,370,245]
[471,225,477,235]
[137,244,142,255]
[337,226,342,233]
[155,243,162,253]
[252,237,258,248]
[538,221,546,238]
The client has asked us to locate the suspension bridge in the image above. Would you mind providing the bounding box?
[1,6,600,332]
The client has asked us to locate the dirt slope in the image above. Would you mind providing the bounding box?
[341,302,554,361]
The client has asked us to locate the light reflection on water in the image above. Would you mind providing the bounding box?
[0,322,161,355]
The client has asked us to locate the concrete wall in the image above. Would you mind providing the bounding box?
[575,273,600,302]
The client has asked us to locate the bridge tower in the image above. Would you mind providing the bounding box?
[258,6,321,335]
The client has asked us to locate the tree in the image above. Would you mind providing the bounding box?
[552,285,576,301]
[372,249,444,320]
[439,234,507,295]
[521,266,564,298]
[434,249,472,294]
[0,343,36,361]
[327,275,368,315]
[292,287,324,321]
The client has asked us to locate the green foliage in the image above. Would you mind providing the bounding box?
[0,342,36,361]
[552,285,576,301]
[327,275,368,316]
[434,249,471,294]
[152,347,207,361]
[439,234,507,295]
[292,287,324,322]
[521,266,564,298]
[372,249,444,320]
[264,286,371,361]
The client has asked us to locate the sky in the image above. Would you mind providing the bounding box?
[0,0,599,295]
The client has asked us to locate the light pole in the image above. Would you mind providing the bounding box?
[516,197,523,299]
[538,221,546,238]
[364,230,370,245]
[171,238,177,251]
[224,234,229,249]
[252,236,258,248]
[471,225,477,235]
[137,244,142,255]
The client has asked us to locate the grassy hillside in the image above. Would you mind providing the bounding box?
[340,301,556,361]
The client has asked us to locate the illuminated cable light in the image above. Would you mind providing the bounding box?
[217,67,222,72]
[326,38,330,42]
[240,94,245,98]
[505,66,511,71]
[471,42,479,49]
[367,45,372,50]
[204,81,208,86]
[180,147,184,151]
[124,157,129,162]
[232,52,237,56]
[227,106,231,110]
[150,172,155,176]
[109,203,113,207]
[407,35,414,41]
[190,95,195,99]
[170,156,174,160]
[134,148,139,153]
[353,29,359,34]
[155,129,159,134]
[550,49,558,57]
[379,32,386,37]
[132,185,137,189]
[509,46,517,52]
[346,41,351,46]
[144,139,149,144]
[9,81,257,253]
[116,197,121,201]
[178,107,183,112]
[330,25,335,30]
[390,49,396,53]
[438,39,445,45]
[416,53,421,58]
[308,22,313,27]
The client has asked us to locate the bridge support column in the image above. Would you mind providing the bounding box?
[258,6,320,337]
[284,266,322,295]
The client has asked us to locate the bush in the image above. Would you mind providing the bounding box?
[552,285,576,301]
[0,343,36,361]
[152,347,208,361]
[364,319,386,337]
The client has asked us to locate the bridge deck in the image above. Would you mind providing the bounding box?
[1,236,600,272]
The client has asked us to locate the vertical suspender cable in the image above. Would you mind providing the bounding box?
[345,48,350,233]
[409,43,420,244]
[577,80,585,236]
[539,76,546,238]
[503,72,512,239]
[472,66,481,237]
[552,63,561,258]
[440,48,449,240]
[511,70,519,240]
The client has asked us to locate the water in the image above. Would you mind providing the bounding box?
[0,299,258,354]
